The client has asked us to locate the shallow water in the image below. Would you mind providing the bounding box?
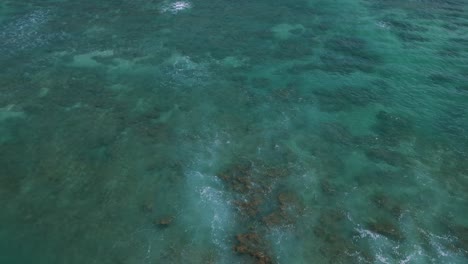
[0,0,467,263]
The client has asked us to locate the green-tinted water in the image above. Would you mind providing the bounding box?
[1,0,467,263]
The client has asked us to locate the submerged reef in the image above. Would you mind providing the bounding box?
[1,0,467,263]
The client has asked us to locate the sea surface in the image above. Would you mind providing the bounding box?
[1,0,467,263]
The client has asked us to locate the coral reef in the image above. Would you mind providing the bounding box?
[234,233,272,264]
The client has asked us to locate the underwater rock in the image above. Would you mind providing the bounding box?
[371,193,403,217]
[314,210,370,262]
[141,201,154,213]
[366,218,404,241]
[326,36,367,56]
[274,38,314,59]
[286,63,318,74]
[156,216,174,227]
[263,166,290,179]
[278,192,294,206]
[372,110,413,145]
[229,74,248,85]
[218,161,289,195]
[320,122,354,146]
[139,106,162,120]
[219,161,303,260]
[353,134,384,148]
[237,233,260,246]
[136,123,170,141]
[354,167,409,187]
[250,77,271,89]
[219,169,252,194]
[278,192,304,216]
[382,17,427,32]
[218,162,265,220]
[320,36,381,73]
[263,211,285,227]
[234,233,272,264]
[0,142,28,195]
[317,210,346,233]
[272,86,302,103]
[320,53,375,74]
[320,179,338,196]
[44,69,112,109]
[314,85,380,112]
[365,147,410,167]
[336,86,379,106]
[235,197,263,217]
[450,225,468,255]
[262,192,304,227]
[325,36,380,62]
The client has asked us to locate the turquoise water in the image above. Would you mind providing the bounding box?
[1,0,467,263]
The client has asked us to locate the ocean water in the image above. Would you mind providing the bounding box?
[0,0,467,263]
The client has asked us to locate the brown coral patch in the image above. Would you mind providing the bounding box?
[234,233,272,264]
[234,197,263,217]
[366,218,404,241]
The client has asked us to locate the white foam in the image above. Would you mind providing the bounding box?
[376,21,390,29]
[376,253,391,264]
[160,1,192,14]
[266,226,298,263]
[180,134,236,262]
[184,170,234,262]
[352,221,402,263]
[163,53,210,87]
[420,229,465,261]
[354,219,465,263]
[355,226,381,240]
[0,9,67,56]
[399,246,425,264]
